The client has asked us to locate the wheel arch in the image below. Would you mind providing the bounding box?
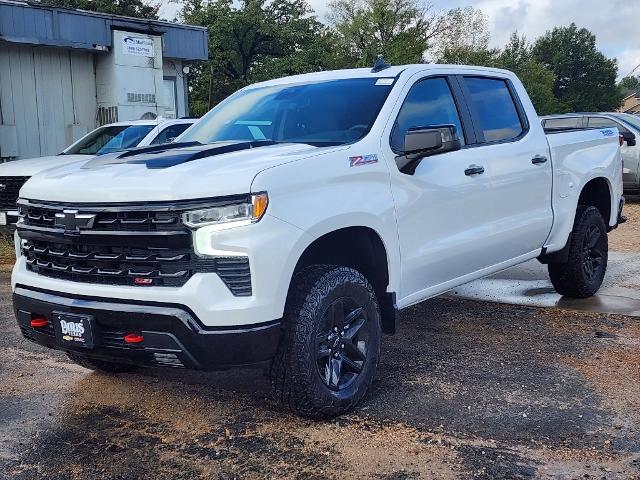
[577,176,614,228]
[290,225,398,334]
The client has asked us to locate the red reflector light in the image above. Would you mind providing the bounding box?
[124,333,144,344]
[30,317,49,328]
[134,278,153,285]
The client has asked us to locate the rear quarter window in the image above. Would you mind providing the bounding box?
[543,117,584,130]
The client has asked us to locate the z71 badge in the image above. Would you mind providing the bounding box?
[349,154,378,167]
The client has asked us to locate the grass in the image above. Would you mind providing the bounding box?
[0,235,15,266]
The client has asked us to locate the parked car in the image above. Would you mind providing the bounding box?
[0,118,195,230]
[541,112,640,193]
[12,64,624,419]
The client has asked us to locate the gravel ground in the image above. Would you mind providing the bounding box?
[609,198,640,252]
[1,199,639,479]
[2,270,640,479]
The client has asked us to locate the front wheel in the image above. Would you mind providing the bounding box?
[548,205,608,298]
[270,265,382,419]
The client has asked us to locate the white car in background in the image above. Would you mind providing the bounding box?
[0,118,195,229]
[541,112,640,194]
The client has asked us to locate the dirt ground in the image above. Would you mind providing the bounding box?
[1,199,639,479]
[609,198,640,252]
[2,270,640,479]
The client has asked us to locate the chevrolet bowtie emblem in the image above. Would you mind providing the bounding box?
[54,210,96,232]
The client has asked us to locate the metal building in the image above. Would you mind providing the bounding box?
[0,0,208,160]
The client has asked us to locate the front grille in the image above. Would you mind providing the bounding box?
[20,204,184,232]
[18,200,253,295]
[0,176,29,210]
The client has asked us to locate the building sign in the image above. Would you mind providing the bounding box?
[122,36,154,57]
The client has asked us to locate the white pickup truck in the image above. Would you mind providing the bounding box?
[0,119,194,231]
[12,64,625,419]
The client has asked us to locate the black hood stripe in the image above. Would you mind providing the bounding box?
[82,141,279,170]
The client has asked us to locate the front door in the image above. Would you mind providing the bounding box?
[384,76,496,304]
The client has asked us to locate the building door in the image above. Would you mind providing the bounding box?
[163,77,178,119]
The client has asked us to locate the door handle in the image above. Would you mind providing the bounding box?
[465,164,485,176]
[531,155,548,165]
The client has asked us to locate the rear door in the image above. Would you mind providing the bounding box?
[458,76,554,263]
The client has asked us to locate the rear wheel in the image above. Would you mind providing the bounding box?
[270,265,381,419]
[67,352,137,373]
[548,205,608,298]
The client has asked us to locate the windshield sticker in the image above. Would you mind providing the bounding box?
[376,78,394,86]
[601,129,616,137]
[350,154,378,167]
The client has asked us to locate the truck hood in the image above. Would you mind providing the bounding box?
[20,141,333,203]
[0,154,90,177]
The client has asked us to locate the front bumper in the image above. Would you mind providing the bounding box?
[13,286,281,370]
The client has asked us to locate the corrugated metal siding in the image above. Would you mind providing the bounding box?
[0,1,208,60]
[0,43,96,159]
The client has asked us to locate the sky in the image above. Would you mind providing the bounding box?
[159,0,640,80]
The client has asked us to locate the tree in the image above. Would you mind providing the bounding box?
[532,24,622,112]
[327,0,448,66]
[34,0,159,18]
[498,34,567,115]
[429,7,489,62]
[181,0,336,115]
[619,75,640,93]
[438,33,567,115]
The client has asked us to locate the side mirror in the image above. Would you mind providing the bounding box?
[622,132,636,147]
[397,125,462,174]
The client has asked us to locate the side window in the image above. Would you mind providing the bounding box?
[390,77,465,153]
[588,117,629,134]
[150,123,192,145]
[543,117,583,130]
[464,77,524,143]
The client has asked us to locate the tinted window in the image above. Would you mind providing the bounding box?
[64,125,155,155]
[150,123,192,145]
[543,117,583,130]
[390,77,464,153]
[464,77,523,142]
[588,117,629,133]
[181,78,393,147]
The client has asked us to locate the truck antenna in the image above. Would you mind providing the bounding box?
[371,55,391,73]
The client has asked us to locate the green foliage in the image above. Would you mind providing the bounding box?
[532,23,622,112]
[439,33,567,115]
[33,0,158,18]
[327,0,445,66]
[179,1,622,117]
[181,0,336,115]
[619,75,640,92]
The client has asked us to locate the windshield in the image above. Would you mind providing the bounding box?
[180,78,394,146]
[64,124,155,155]
[611,113,640,132]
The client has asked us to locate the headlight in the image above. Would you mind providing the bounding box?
[182,193,268,229]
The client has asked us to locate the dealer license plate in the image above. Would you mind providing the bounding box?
[53,311,95,349]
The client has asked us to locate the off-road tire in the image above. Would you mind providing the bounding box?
[67,352,137,373]
[548,205,608,298]
[270,265,382,419]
